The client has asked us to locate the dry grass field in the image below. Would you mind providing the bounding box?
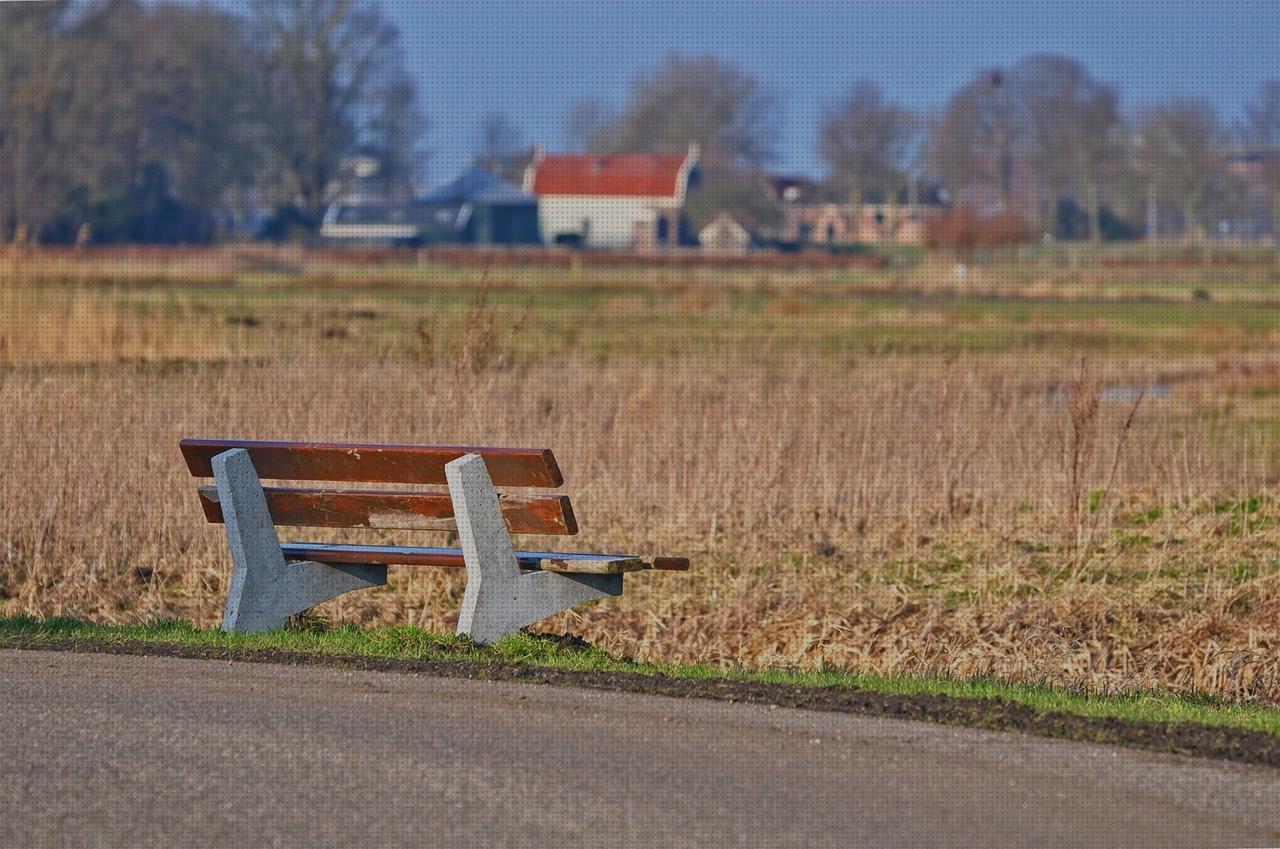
[3,245,1280,700]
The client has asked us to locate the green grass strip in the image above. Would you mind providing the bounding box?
[3,614,1278,736]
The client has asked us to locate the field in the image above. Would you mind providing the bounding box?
[3,245,1280,701]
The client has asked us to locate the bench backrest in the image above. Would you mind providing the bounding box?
[179,438,577,535]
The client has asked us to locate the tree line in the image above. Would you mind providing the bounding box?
[2,2,1277,245]
[563,54,1280,243]
[0,0,425,243]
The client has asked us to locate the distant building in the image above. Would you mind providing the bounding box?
[781,202,930,246]
[319,203,422,244]
[698,212,751,255]
[769,175,934,246]
[1221,150,1278,243]
[523,145,699,249]
[416,166,540,244]
[328,149,408,206]
[769,175,822,206]
[783,203,847,244]
[321,166,539,246]
[853,204,929,244]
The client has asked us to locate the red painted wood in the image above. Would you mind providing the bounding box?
[282,543,468,568]
[197,486,577,535]
[180,438,563,487]
[181,437,690,573]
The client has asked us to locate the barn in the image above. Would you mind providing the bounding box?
[320,166,540,246]
[417,166,540,245]
[523,145,699,250]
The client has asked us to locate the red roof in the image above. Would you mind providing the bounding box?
[528,153,692,198]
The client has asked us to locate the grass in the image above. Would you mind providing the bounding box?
[3,245,1280,367]
[5,614,1280,737]
[4,245,1280,703]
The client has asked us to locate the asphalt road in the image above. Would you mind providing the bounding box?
[2,649,1277,848]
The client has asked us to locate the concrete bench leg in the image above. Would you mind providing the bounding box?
[213,448,387,633]
[446,453,621,645]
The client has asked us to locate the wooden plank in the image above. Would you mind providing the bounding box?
[282,543,467,568]
[535,556,646,574]
[180,438,563,487]
[198,486,577,535]
[279,543,656,573]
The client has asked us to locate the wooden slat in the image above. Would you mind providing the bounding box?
[198,486,577,535]
[535,556,645,574]
[180,438,563,487]
[279,543,655,573]
[283,543,467,568]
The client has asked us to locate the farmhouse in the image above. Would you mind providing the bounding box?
[523,145,700,250]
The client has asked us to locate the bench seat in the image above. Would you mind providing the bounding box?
[281,542,690,575]
[182,438,689,641]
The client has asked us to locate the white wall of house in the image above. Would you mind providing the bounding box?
[538,196,677,249]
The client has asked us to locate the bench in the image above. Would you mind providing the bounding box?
[180,438,688,643]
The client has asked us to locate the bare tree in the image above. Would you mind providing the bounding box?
[253,0,402,225]
[367,67,429,202]
[1243,79,1280,151]
[589,53,780,168]
[0,2,74,241]
[1138,99,1226,241]
[0,0,261,242]
[928,56,1128,238]
[586,54,782,231]
[1017,55,1123,242]
[819,80,918,206]
[0,0,425,242]
[928,67,1029,210]
[474,112,525,179]
[137,4,266,234]
[1243,79,1280,240]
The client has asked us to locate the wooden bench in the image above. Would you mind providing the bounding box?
[180,438,688,643]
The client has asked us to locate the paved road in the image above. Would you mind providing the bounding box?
[2,650,1277,848]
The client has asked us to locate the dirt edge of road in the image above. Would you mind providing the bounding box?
[6,635,1277,768]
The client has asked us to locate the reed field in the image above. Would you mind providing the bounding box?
[3,245,1280,700]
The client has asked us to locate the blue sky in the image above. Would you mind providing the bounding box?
[381,1,1278,183]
